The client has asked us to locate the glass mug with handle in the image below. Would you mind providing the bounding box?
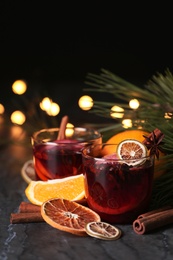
[31,127,102,181]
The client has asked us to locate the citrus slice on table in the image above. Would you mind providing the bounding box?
[25,174,85,206]
[41,198,101,236]
[85,222,122,240]
[21,160,37,183]
[116,139,147,166]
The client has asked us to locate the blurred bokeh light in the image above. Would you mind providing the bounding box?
[10,110,26,125]
[129,99,140,110]
[0,103,5,114]
[12,80,27,95]
[78,95,93,110]
[110,105,124,119]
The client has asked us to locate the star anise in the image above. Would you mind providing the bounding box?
[143,128,165,159]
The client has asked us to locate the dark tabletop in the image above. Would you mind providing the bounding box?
[0,128,173,260]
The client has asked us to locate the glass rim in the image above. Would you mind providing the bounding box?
[31,127,102,143]
[82,143,155,161]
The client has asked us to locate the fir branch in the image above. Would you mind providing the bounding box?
[85,69,159,103]
[85,68,173,116]
[84,68,173,210]
[84,69,173,130]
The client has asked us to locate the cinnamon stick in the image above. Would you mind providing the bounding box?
[10,201,43,224]
[10,212,44,224]
[137,205,172,219]
[133,206,173,234]
[10,199,88,224]
[57,115,69,140]
[19,201,41,213]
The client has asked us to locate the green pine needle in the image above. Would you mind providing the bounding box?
[84,68,173,209]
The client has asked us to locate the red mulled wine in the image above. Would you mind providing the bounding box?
[82,144,154,224]
[32,127,102,181]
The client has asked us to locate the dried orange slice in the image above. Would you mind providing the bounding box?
[116,139,147,166]
[21,160,37,183]
[25,174,85,206]
[41,198,101,236]
[85,222,122,240]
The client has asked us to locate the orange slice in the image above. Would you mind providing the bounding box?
[25,174,85,206]
[106,129,149,144]
[116,139,147,166]
[41,198,101,236]
[85,222,122,240]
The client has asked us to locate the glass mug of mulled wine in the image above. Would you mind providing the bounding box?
[31,127,102,181]
[82,143,155,224]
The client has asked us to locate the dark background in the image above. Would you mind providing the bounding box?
[0,2,173,125]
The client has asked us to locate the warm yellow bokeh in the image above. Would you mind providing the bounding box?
[46,102,60,116]
[129,99,140,109]
[10,110,26,125]
[40,97,52,111]
[12,80,27,95]
[78,95,93,110]
[110,105,124,118]
[40,97,60,116]
[0,103,5,114]
[65,123,75,137]
[122,119,132,128]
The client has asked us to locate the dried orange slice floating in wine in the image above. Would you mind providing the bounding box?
[116,139,147,166]
[25,174,85,206]
[85,222,122,240]
[41,198,101,236]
